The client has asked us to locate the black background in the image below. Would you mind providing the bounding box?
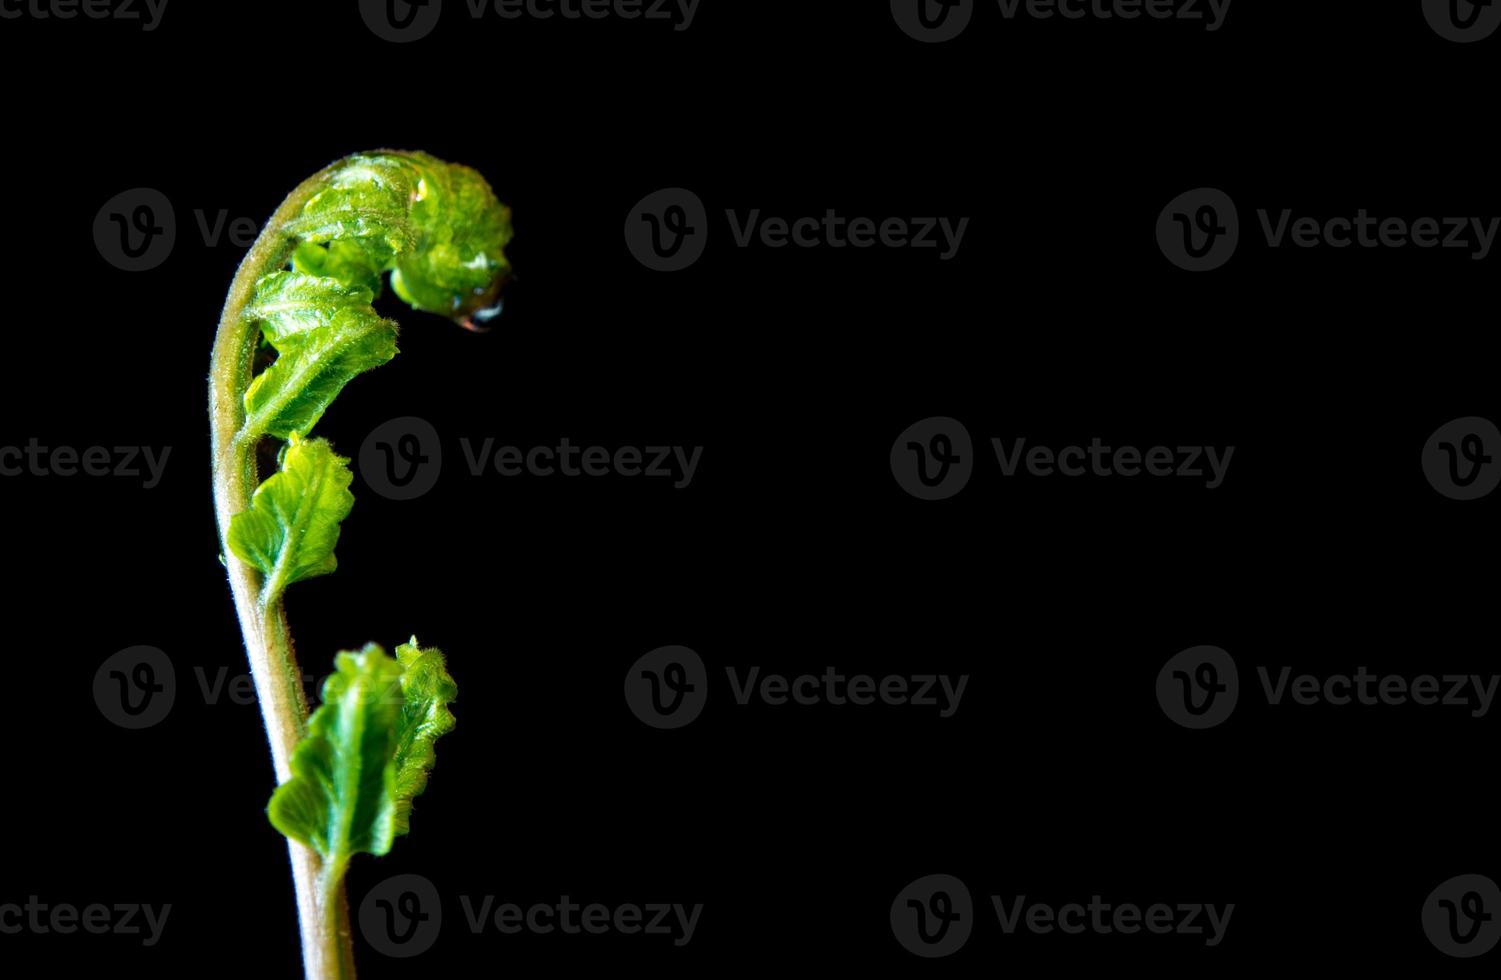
[1,0,1495,975]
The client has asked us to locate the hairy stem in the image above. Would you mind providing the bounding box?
[209,162,357,980]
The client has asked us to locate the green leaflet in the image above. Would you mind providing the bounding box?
[243,272,378,354]
[291,239,387,296]
[282,151,512,324]
[267,646,405,867]
[234,152,511,444]
[242,307,398,440]
[392,639,458,837]
[267,642,457,865]
[227,436,354,596]
[388,154,514,320]
[283,155,419,261]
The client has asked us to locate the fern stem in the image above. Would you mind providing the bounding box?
[210,161,358,980]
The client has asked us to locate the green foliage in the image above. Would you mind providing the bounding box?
[267,646,404,867]
[227,436,354,597]
[215,155,497,975]
[392,639,459,837]
[238,151,512,443]
[243,307,398,440]
[267,643,457,869]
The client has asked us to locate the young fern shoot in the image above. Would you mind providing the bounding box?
[209,151,511,980]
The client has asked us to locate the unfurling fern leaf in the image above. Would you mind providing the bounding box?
[211,151,507,980]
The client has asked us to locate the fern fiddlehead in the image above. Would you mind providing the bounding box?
[209,151,511,980]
